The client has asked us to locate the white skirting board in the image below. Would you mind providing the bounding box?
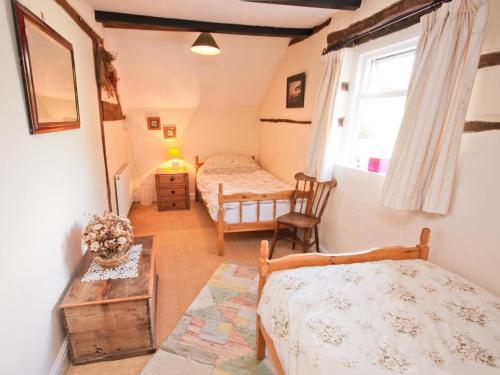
[49,337,70,375]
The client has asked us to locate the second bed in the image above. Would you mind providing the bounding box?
[195,154,295,256]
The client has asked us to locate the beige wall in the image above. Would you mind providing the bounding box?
[125,107,259,198]
[103,28,288,199]
[0,0,108,374]
[104,120,131,213]
[258,0,500,295]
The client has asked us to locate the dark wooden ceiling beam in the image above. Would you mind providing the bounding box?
[289,17,331,46]
[325,0,448,52]
[95,11,313,38]
[243,0,362,10]
[478,51,500,69]
[464,121,500,133]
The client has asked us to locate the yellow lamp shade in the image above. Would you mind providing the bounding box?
[166,148,182,161]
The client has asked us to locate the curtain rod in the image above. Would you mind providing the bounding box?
[322,0,452,55]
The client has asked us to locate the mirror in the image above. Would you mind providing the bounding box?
[13,1,80,134]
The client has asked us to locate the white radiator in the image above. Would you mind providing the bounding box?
[114,163,133,217]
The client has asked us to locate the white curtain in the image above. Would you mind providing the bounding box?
[305,50,344,182]
[381,0,489,214]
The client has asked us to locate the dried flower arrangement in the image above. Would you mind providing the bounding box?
[96,46,120,99]
[96,45,125,121]
[82,212,134,267]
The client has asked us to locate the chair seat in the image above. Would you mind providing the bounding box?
[277,212,320,228]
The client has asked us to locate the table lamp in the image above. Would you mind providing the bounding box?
[166,147,182,170]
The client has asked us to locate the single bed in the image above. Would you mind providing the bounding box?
[256,229,500,374]
[195,154,295,256]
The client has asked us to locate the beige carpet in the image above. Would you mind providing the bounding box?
[65,202,295,375]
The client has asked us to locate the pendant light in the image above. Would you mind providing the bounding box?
[191,32,221,56]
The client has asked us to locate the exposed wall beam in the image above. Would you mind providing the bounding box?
[55,0,112,210]
[95,11,313,38]
[243,0,361,10]
[325,0,447,52]
[260,118,312,124]
[54,0,103,43]
[464,121,500,133]
[478,51,500,69]
[289,17,331,46]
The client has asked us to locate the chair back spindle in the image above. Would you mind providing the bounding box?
[270,172,337,258]
[292,172,337,220]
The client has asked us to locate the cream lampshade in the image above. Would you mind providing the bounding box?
[166,148,183,170]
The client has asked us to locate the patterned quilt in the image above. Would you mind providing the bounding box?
[197,169,293,220]
[258,259,500,374]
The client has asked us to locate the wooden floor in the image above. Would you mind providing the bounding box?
[66,201,295,375]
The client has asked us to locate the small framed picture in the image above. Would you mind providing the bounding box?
[286,72,306,108]
[163,126,176,139]
[147,117,161,130]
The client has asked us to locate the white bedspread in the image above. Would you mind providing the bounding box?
[197,169,293,223]
[258,259,500,374]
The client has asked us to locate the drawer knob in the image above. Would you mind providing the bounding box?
[172,203,176,207]
[170,177,174,182]
[171,190,175,194]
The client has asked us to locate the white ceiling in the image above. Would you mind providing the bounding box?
[87,0,337,29]
[105,29,289,109]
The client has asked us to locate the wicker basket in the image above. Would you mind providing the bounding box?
[93,246,132,268]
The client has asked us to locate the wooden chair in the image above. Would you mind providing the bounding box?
[269,173,337,259]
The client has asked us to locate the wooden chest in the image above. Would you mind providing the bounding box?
[155,168,190,211]
[60,236,157,365]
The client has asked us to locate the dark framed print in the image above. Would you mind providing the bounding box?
[286,72,306,108]
[12,1,80,134]
[147,116,161,130]
[163,126,176,139]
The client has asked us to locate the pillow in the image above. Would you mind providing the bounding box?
[199,154,260,175]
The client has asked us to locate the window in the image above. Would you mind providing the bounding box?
[344,39,417,174]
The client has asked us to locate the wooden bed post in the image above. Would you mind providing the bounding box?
[257,240,269,360]
[418,227,430,260]
[218,183,224,256]
[255,228,432,373]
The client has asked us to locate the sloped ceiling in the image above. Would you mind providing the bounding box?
[105,29,290,109]
[95,0,340,110]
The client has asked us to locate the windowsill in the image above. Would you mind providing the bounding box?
[335,163,387,177]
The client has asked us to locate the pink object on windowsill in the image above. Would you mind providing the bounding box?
[368,158,390,173]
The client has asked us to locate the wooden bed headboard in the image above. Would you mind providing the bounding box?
[194,154,258,204]
[195,155,257,173]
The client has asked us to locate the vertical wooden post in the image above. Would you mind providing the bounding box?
[256,240,269,360]
[418,228,430,260]
[93,41,112,211]
[54,0,111,211]
[217,183,224,256]
[195,155,199,202]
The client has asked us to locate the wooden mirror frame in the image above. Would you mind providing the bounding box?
[12,1,80,134]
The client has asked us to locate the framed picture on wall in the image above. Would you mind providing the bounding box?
[286,72,306,108]
[147,116,161,130]
[163,126,176,139]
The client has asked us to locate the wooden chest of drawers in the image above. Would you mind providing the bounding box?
[155,168,190,211]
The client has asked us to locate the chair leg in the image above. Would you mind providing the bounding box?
[291,227,298,250]
[302,229,310,253]
[314,225,320,252]
[269,223,279,259]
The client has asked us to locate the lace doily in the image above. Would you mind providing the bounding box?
[81,244,142,282]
